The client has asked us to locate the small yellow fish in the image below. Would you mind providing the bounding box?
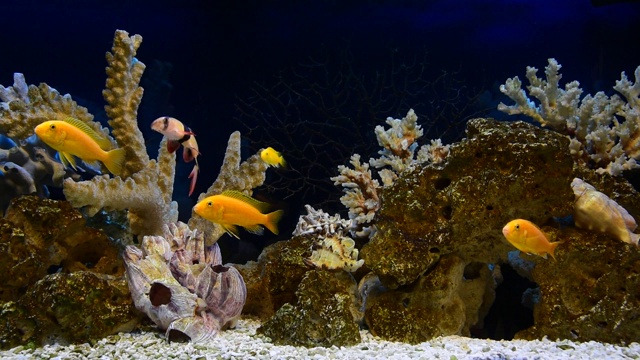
[34,118,125,176]
[193,190,284,239]
[502,219,562,260]
[260,147,286,168]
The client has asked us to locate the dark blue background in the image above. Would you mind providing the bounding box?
[2,0,640,260]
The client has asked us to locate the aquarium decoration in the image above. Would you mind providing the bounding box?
[499,58,640,176]
[123,222,246,343]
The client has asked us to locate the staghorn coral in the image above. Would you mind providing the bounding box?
[62,30,178,237]
[498,58,640,176]
[188,131,269,245]
[0,73,110,142]
[123,221,246,343]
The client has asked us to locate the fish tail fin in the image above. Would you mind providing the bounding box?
[280,157,287,169]
[548,240,565,260]
[264,209,284,235]
[104,147,126,176]
[188,163,199,196]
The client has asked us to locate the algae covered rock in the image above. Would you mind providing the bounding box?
[257,270,361,347]
[235,235,313,320]
[361,118,575,289]
[364,254,496,343]
[0,195,137,349]
[516,228,640,344]
[2,271,139,348]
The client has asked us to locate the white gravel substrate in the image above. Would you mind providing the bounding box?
[2,318,639,360]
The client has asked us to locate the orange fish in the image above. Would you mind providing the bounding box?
[150,116,200,196]
[34,118,125,176]
[502,219,562,259]
[193,190,283,239]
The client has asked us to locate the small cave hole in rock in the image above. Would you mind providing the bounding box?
[486,204,494,211]
[149,283,172,306]
[429,247,440,255]
[434,177,452,190]
[167,329,191,343]
[441,205,452,220]
[474,264,535,340]
[463,262,484,280]
[47,264,63,274]
[402,298,410,308]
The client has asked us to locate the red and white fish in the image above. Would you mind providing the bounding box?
[151,116,200,196]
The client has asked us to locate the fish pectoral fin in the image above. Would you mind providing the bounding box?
[59,151,78,170]
[222,224,241,239]
[167,140,181,153]
[244,224,264,236]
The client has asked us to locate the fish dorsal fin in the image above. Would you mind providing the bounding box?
[221,190,271,213]
[63,118,112,151]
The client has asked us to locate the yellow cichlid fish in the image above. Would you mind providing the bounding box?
[502,219,562,260]
[260,147,286,168]
[193,190,284,239]
[34,118,125,176]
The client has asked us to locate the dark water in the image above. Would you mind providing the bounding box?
[2,0,640,259]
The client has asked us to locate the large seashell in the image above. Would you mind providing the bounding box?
[571,178,639,246]
[123,221,247,342]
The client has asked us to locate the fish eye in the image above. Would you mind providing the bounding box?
[50,124,56,129]
[207,201,212,207]
[515,224,520,230]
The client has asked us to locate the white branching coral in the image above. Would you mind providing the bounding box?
[332,109,450,239]
[498,58,640,176]
[331,154,380,237]
[371,109,423,173]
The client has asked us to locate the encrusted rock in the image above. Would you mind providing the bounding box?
[361,118,575,289]
[234,235,312,320]
[257,270,361,347]
[0,196,131,349]
[364,254,496,343]
[516,228,640,344]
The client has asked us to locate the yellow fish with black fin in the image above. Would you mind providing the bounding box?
[260,147,286,168]
[193,190,284,239]
[34,118,125,176]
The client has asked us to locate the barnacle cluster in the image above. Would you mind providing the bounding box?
[294,205,364,273]
[123,221,246,342]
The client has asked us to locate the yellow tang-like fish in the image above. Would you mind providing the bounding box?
[193,190,284,239]
[502,219,563,260]
[34,118,125,176]
[260,147,286,168]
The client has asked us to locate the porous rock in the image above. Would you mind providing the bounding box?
[516,228,640,344]
[257,270,361,347]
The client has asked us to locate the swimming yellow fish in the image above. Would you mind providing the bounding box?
[193,190,284,239]
[34,118,125,176]
[502,219,562,260]
[260,147,286,168]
